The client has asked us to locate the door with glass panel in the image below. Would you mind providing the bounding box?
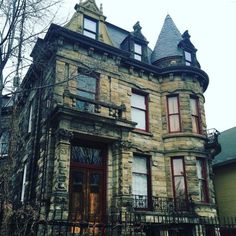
[69,144,106,223]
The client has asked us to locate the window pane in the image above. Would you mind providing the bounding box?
[174,176,185,198]
[0,131,9,156]
[168,96,178,114]
[133,156,147,174]
[196,159,202,178]
[190,98,197,115]
[78,91,95,99]
[192,117,198,133]
[84,30,96,39]
[134,54,142,61]
[131,93,146,109]
[71,146,102,165]
[77,75,96,93]
[184,51,191,62]
[84,18,96,32]
[131,108,146,129]
[132,173,147,196]
[134,43,142,54]
[169,115,180,132]
[173,158,183,175]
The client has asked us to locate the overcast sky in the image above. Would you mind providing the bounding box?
[60,0,236,132]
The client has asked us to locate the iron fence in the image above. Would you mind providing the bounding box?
[4,210,236,236]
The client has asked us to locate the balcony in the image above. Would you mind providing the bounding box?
[133,195,195,215]
[63,90,126,119]
[205,128,221,156]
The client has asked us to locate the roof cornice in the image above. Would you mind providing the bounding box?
[40,24,209,91]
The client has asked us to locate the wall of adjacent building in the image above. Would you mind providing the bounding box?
[214,163,236,217]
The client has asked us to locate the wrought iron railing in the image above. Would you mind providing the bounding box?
[63,90,126,119]
[206,128,220,144]
[133,195,194,214]
[205,128,221,156]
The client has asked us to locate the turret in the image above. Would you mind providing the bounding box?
[151,15,200,68]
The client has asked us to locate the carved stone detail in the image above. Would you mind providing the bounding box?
[56,129,74,141]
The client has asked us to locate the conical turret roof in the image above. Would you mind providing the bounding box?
[151,15,183,63]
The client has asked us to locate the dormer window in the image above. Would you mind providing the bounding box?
[184,51,192,66]
[134,43,142,61]
[83,17,97,39]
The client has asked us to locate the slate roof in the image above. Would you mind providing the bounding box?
[106,22,129,48]
[106,22,152,63]
[151,15,183,63]
[213,127,236,167]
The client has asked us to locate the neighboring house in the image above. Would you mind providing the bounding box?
[0,95,13,225]
[0,95,12,160]
[4,0,222,235]
[213,127,236,217]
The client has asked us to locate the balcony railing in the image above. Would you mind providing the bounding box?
[205,128,221,156]
[63,91,126,119]
[133,195,194,214]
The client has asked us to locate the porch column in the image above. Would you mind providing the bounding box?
[110,139,134,235]
[49,129,73,220]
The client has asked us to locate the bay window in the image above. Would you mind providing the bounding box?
[167,95,181,132]
[131,91,148,131]
[171,157,187,199]
[196,158,209,202]
[190,96,201,133]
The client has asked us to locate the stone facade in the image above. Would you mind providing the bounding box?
[8,0,221,235]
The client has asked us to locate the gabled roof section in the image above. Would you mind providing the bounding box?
[74,0,103,16]
[151,15,183,63]
[213,127,236,167]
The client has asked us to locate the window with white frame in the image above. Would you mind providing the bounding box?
[134,43,142,61]
[131,91,148,131]
[83,17,97,39]
[167,95,181,132]
[28,104,33,133]
[0,130,9,157]
[132,155,150,208]
[21,163,27,203]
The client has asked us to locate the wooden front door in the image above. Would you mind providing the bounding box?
[69,143,106,223]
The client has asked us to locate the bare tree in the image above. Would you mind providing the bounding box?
[0,0,64,234]
[0,0,64,129]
